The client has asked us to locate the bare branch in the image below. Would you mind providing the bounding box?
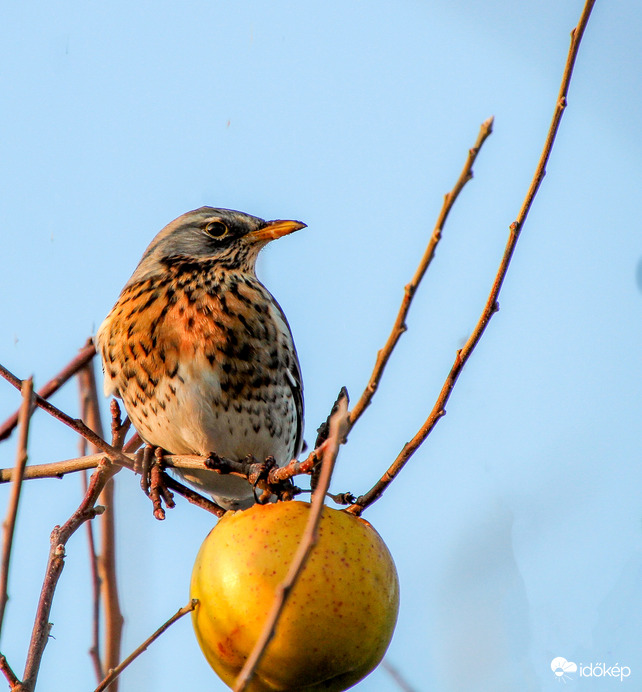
[78,367,124,686]
[18,404,130,691]
[93,600,197,692]
[0,379,35,636]
[0,653,21,690]
[347,117,494,431]
[0,456,103,483]
[0,448,323,486]
[347,0,597,516]
[80,463,104,683]
[162,475,226,518]
[382,660,418,692]
[0,341,96,442]
[78,373,104,683]
[233,395,349,692]
[19,461,117,692]
[0,363,134,472]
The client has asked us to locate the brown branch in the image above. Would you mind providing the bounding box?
[0,379,35,636]
[347,117,494,431]
[93,599,198,692]
[19,462,116,692]
[0,341,96,442]
[0,653,21,690]
[162,475,225,518]
[78,368,124,687]
[0,363,134,472]
[347,0,597,516]
[0,449,319,485]
[78,375,104,683]
[80,464,104,682]
[18,407,129,692]
[0,456,103,483]
[382,660,418,692]
[233,396,349,692]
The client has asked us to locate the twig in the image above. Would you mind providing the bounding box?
[93,600,198,692]
[18,406,129,692]
[0,448,323,485]
[347,117,494,431]
[78,375,104,683]
[162,475,225,518]
[80,464,104,682]
[311,388,349,492]
[347,0,596,516]
[0,653,20,689]
[233,395,349,692]
[79,368,124,687]
[0,456,103,483]
[0,363,134,472]
[382,660,418,692]
[0,379,35,636]
[0,341,96,442]
[19,462,115,692]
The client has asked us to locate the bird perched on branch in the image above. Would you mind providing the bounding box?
[96,207,305,509]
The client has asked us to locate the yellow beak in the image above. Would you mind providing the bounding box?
[247,219,307,243]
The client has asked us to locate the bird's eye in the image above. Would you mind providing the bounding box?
[204,220,228,238]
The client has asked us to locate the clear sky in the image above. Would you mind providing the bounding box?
[1,1,641,691]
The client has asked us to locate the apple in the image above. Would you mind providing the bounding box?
[190,500,399,691]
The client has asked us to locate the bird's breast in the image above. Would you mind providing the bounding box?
[96,266,298,461]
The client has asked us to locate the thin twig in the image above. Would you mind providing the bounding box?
[93,599,198,692]
[347,0,596,516]
[0,456,104,483]
[0,448,323,485]
[78,373,104,682]
[233,395,349,692]
[0,341,96,442]
[382,660,418,692]
[0,653,20,690]
[19,462,115,692]
[0,363,134,472]
[0,379,35,636]
[18,406,129,692]
[80,464,104,682]
[162,475,225,518]
[347,117,494,431]
[78,367,124,687]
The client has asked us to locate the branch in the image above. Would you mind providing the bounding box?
[0,447,325,486]
[233,394,349,692]
[382,660,419,692]
[0,341,96,442]
[0,363,134,472]
[93,600,197,692]
[78,367,124,686]
[347,117,494,430]
[17,406,129,692]
[0,379,35,636]
[18,463,115,692]
[162,475,226,518]
[78,375,104,683]
[0,653,20,690]
[347,0,597,516]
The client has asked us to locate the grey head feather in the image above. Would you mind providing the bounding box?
[125,207,266,287]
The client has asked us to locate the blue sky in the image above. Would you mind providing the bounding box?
[1,1,641,690]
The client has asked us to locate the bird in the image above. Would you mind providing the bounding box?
[95,207,305,509]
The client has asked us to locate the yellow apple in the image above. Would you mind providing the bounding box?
[190,500,399,691]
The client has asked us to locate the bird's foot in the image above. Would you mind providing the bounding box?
[135,444,175,520]
[204,453,301,504]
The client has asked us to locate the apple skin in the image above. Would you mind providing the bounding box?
[190,501,399,691]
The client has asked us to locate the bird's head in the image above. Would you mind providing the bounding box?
[125,207,306,286]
